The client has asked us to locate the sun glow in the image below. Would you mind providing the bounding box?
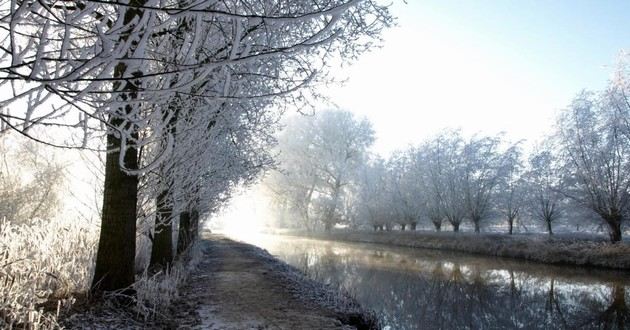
[210,188,273,243]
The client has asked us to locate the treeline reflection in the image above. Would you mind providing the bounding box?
[262,238,629,330]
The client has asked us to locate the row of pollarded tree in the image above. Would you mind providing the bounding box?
[356,132,561,235]
[0,0,392,293]
[355,75,630,243]
[268,60,630,242]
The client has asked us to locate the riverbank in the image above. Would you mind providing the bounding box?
[278,230,630,270]
[248,233,630,329]
[170,235,378,329]
[63,234,377,329]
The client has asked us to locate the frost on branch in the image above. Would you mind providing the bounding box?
[0,0,392,171]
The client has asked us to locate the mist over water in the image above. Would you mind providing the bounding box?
[237,235,630,330]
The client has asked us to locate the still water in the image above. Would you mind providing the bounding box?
[239,234,630,330]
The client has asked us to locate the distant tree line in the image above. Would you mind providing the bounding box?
[267,59,630,242]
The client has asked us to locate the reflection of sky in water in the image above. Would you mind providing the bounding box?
[242,235,630,330]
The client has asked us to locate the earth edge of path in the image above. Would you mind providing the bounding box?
[165,234,379,330]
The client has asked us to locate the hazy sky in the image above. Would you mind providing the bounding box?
[324,0,630,155]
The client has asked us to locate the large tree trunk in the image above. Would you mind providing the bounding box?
[609,222,622,243]
[603,213,623,243]
[177,208,199,253]
[91,0,146,294]
[92,115,138,293]
[473,217,480,233]
[177,211,192,254]
[452,221,460,232]
[400,224,406,231]
[508,217,514,235]
[150,189,173,270]
[410,222,417,231]
[546,219,553,235]
[432,219,442,232]
[189,209,200,241]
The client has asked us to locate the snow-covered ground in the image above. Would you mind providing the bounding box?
[178,234,377,329]
[61,234,377,329]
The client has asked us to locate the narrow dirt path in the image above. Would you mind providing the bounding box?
[169,235,358,329]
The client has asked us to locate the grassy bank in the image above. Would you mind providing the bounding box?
[244,245,380,329]
[1,217,203,329]
[280,230,630,270]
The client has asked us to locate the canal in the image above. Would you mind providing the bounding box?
[238,234,630,329]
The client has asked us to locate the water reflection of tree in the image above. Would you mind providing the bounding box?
[273,241,630,330]
[541,279,569,328]
[421,263,520,329]
[573,283,629,329]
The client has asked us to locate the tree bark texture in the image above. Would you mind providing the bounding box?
[92,116,138,292]
[91,0,146,293]
[150,189,174,270]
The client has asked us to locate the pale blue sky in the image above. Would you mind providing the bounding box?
[415,0,630,90]
[326,0,630,155]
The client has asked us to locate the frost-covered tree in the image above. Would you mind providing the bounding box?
[523,146,564,235]
[609,53,630,141]
[556,90,630,242]
[387,150,423,230]
[145,86,280,269]
[355,158,391,230]
[265,114,323,230]
[422,131,467,232]
[417,139,446,231]
[461,135,520,233]
[417,131,519,233]
[495,147,525,235]
[314,111,374,230]
[0,0,392,291]
[267,109,374,231]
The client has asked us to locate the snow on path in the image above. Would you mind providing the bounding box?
[171,235,355,329]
